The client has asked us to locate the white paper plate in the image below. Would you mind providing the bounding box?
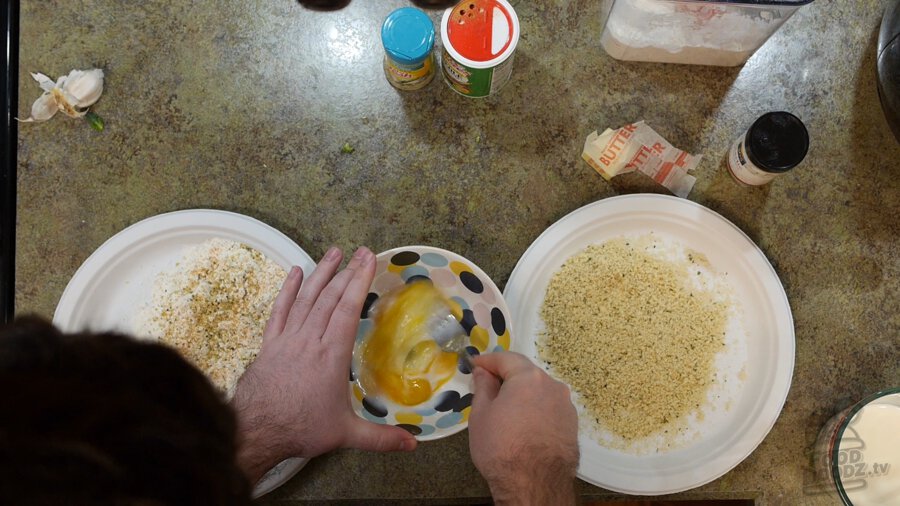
[52,209,315,498]
[503,194,794,495]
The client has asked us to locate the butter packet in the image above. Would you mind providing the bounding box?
[582,121,700,198]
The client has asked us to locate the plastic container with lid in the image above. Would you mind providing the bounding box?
[382,7,436,91]
[600,0,814,66]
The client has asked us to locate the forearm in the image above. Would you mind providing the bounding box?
[231,370,292,485]
[486,461,578,506]
[235,422,284,485]
[490,481,577,506]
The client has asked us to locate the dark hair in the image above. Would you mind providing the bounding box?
[0,316,251,505]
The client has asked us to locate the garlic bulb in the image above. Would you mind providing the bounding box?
[21,68,104,122]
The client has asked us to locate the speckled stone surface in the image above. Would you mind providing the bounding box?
[15,0,900,504]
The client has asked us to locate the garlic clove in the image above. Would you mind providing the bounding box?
[21,68,105,124]
[20,93,59,122]
[60,69,104,108]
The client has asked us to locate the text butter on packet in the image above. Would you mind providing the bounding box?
[582,121,700,198]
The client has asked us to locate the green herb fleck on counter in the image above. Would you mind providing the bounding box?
[84,112,104,132]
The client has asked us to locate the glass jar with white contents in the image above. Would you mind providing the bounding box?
[814,388,900,505]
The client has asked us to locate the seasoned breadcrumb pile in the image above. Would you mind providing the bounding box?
[539,236,730,447]
[136,238,285,397]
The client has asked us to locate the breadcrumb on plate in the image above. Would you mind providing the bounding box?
[539,235,733,451]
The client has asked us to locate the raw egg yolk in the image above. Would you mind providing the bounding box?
[357,282,459,406]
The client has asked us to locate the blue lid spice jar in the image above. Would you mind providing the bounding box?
[381,7,436,91]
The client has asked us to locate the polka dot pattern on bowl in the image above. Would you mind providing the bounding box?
[349,246,512,441]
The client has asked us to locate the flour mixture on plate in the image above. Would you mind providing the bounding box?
[135,238,285,397]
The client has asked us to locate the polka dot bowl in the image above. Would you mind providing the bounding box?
[349,246,512,441]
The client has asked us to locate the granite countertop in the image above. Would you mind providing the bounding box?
[15,0,900,504]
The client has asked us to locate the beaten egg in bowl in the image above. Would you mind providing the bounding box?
[354,282,461,406]
[349,246,513,441]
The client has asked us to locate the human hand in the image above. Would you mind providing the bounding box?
[231,247,417,484]
[468,352,579,506]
